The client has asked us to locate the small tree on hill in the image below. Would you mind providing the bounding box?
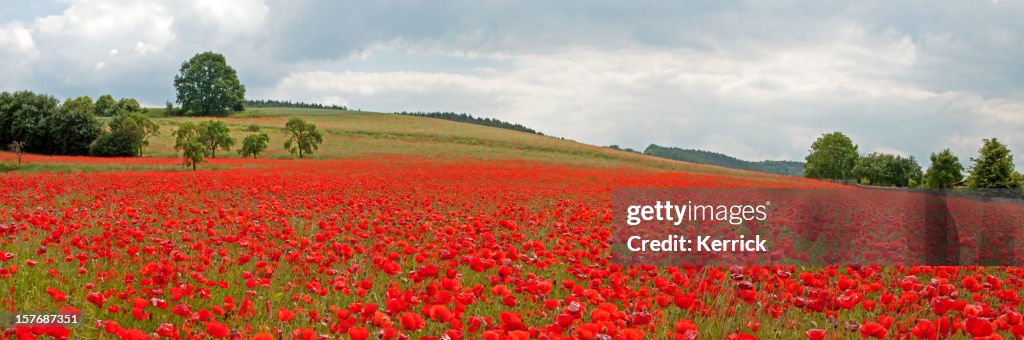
[283,118,323,159]
[238,133,269,158]
[197,120,235,158]
[804,132,859,180]
[174,122,207,171]
[8,141,25,164]
[968,138,1020,188]
[924,149,963,188]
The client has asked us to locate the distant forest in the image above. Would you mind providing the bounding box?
[644,144,805,176]
[245,99,349,110]
[395,111,543,135]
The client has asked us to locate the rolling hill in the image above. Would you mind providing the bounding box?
[128,107,794,180]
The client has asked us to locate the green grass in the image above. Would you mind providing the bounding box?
[138,107,784,179]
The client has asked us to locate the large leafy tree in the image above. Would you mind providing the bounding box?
[968,138,1020,188]
[923,149,964,188]
[238,133,269,158]
[197,120,235,158]
[173,52,246,116]
[283,117,323,159]
[804,132,859,180]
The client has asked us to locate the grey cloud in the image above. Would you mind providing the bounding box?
[3,0,1024,170]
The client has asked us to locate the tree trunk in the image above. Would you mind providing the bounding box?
[192,162,196,171]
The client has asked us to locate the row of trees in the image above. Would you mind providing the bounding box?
[804,132,1022,188]
[395,111,542,135]
[172,118,323,170]
[245,99,347,110]
[0,91,156,157]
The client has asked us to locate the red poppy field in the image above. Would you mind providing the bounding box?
[2,156,1024,339]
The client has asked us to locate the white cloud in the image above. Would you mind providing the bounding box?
[0,21,39,89]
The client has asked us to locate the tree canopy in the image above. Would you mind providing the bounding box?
[803,132,859,180]
[173,52,246,116]
[852,152,922,187]
[238,133,270,158]
[196,120,235,158]
[968,138,1020,188]
[923,149,963,188]
[283,117,323,159]
[0,91,101,156]
[90,111,159,157]
[173,122,207,171]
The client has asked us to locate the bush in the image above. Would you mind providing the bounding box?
[89,129,139,157]
[246,124,260,132]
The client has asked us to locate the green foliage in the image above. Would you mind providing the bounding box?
[246,124,261,132]
[95,94,117,117]
[238,133,270,158]
[90,112,159,157]
[396,111,542,135]
[173,52,246,116]
[644,144,805,176]
[173,122,207,170]
[89,128,139,157]
[804,132,859,180]
[115,98,141,115]
[0,91,101,156]
[852,152,922,187]
[47,96,102,155]
[923,149,964,188]
[246,99,348,110]
[196,120,235,158]
[283,117,323,158]
[968,138,1020,188]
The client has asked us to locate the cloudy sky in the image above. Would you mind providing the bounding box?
[2,1,1023,165]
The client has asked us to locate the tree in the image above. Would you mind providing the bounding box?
[173,122,207,171]
[804,132,859,180]
[0,91,61,152]
[923,149,964,188]
[8,141,25,164]
[0,91,102,156]
[115,98,142,115]
[968,138,1020,188]
[90,111,159,157]
[173,52,246,116]
[89,127,140,156]
[47,96,102,155]
[95,94,117,117]
[852,152,922,187]
[238,133,269,158]
[196,120,235,158]
[283,117,323,159]
[165,101,177,116]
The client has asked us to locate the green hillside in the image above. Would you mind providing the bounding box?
[136,107,788,180]
[644,144,805,176]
